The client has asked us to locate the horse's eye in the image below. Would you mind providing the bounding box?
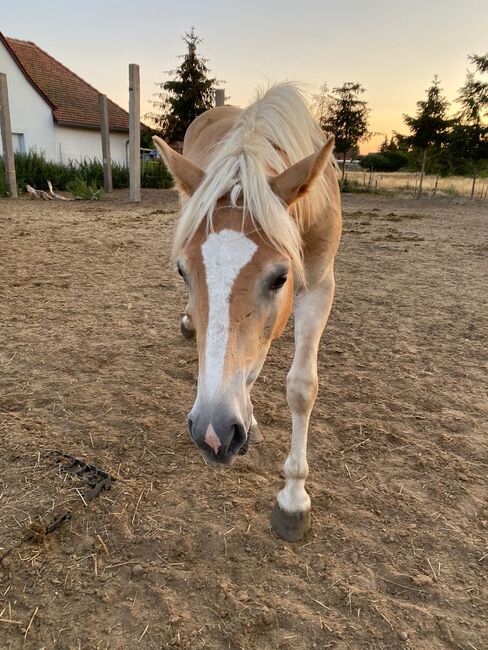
[270,273,288,292]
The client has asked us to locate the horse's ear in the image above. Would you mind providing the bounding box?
[270,135,335,206]
[153,136,204,196]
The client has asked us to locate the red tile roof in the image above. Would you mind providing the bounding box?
[1,33,130,131]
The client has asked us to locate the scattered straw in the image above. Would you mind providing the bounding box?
[427,557,438,581]
[75,488,88,507]
[310,596,331,611]
[137,624,149,643]
[373,604,393,630]
[97,534,109,555]
[0,618,23,625]
[24,606,39,642]
[319,616,332,633]
[131,490,145,525]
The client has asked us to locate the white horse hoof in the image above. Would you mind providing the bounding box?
[271,503,311,541]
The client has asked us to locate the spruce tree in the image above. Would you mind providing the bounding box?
[149,28,216,144]
[469,53,488,75]
[379,135,389,153]
[318,83,370,181]
[403,76,450,198]
[454,56,488,198]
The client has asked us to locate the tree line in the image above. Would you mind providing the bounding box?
[366,58,487,198]
[313,55,487,198]
[148,30,487,199]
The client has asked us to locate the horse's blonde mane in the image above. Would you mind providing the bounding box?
[174,83,334,282]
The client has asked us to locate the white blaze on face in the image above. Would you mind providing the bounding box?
[201,229,257,399]
[204,423,221,454]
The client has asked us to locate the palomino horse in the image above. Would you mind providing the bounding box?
[154,84,341,541]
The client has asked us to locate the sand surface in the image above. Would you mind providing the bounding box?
[0,190,486,649]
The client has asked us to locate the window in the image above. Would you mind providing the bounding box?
[12,133,25,154]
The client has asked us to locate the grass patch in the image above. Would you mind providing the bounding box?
[340,178,382,194]
[443,185,461,197]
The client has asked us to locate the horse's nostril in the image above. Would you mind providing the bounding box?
[229,423,246,455]
[187,416,194,438]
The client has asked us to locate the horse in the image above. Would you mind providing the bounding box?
[153,83,342,541]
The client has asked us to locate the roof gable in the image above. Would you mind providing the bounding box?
[1,33,130,131]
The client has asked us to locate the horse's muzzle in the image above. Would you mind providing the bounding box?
[188,413,248,465]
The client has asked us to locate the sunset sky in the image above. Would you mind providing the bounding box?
[3,0,487,153]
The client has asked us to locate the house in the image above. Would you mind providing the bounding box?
[0,32,130,165]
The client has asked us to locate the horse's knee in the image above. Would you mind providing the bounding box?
[286,371,318,413]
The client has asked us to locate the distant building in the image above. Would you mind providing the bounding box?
[0,33,130,165]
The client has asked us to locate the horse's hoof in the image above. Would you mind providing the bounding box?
[248,423,263,444]
[180,319,195,339]
[270,502,311,542]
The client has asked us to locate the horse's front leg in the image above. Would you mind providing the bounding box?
[271,273,335,541]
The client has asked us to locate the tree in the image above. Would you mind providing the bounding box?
[379,135,389,153]
[311,83,329,124]
[147,28,216,144]
[378,134,403,153]
[455,56,488,198]
[318,82,370,181]
[403,76,450,198]
[469,53,488,75]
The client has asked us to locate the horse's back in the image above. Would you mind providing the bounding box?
[183,106,242,169]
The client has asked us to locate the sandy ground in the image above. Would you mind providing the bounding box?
[0,190,487,649]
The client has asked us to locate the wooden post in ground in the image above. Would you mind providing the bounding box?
[417,148,427,199]
[99,94,113,192]
[129,64,141,202]
[0,73,18,198]
[215,88,225,107]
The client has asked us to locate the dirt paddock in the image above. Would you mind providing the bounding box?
[0,190,486,649]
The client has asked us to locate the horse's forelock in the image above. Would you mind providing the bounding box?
[173,83,334,285]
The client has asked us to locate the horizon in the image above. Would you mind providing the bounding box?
[2,0,487,154]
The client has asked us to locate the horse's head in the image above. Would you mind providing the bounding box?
[154,136,334,465]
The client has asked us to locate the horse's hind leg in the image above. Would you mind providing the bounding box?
[271,273,335,541]
[180,307,195,339]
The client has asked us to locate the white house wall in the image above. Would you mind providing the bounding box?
[54,126,128,166]
[0,39,55,159]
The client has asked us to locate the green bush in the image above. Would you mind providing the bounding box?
[0,167,7,196]
[142,160,173,188]
[66,177,104,200]
[0,151,173,196]
[111,163,131,189]
[360,150,409,172]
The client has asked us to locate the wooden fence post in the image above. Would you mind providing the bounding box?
[99,94,113,192]
[129,64,141,202]
[0,73,18,198]
[215,88,225,107]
